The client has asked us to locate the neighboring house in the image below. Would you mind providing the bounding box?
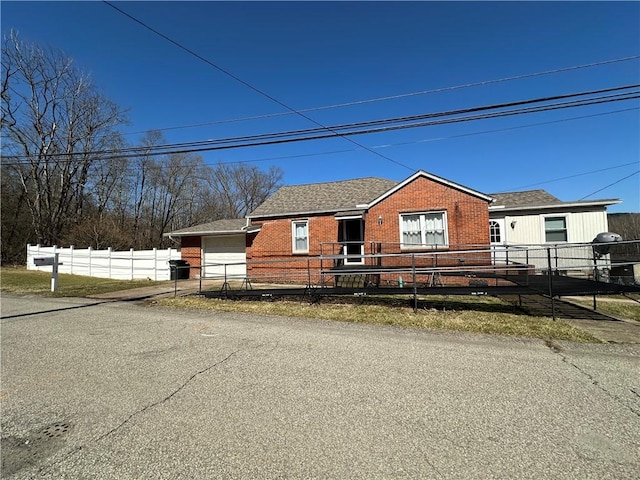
[166,170,493,282]
[488,190,620,274]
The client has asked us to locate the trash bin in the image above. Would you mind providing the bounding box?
[169,259,190,280]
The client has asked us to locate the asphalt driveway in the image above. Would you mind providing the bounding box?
[2,294,639,479]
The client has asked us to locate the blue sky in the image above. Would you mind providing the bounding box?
[3,1,639,212]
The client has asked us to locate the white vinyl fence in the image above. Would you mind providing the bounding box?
[26,244,181,281]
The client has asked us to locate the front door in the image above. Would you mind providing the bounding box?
[490,219,506,264]
[342,219,364,265]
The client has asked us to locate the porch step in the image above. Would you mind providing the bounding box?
[337,274,366,288]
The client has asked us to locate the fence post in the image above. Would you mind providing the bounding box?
[412,253,417,313]
[547,247,556,321]
[153,248,158,281]
[130,248,134,280]
[167,247,174,280]
[51,253,60,292]
[87,247,92,277]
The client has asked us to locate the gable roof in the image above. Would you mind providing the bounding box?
[248,177,398,218]
[164,218,247,237]
[248,170,494,219]
[489,189,620,212]
[367,170,494,208]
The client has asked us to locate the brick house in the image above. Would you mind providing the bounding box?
[166,170,494,284]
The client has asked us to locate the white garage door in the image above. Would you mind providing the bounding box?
[202,235,247,279]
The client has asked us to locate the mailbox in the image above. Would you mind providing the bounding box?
[33,256,55,266]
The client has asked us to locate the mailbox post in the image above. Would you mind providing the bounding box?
[33,254,61,292]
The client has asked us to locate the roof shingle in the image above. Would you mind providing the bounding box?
[248,177,398,218]
[489,190,561,208]
[166,218,246,236]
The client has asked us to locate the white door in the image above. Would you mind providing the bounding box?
[202,235,247,279]
[490,219,506,264]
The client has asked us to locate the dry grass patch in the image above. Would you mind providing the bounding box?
[1,266,167,297]
[156,295,599,343]
[568,296,640,322]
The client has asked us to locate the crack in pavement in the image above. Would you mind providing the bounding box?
[34,349,240,477]
[545,343,640,418]
[390,416,444,479]
[94,349,240,443]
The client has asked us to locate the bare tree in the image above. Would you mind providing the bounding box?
[203,163,283,219]
[1,31,127,246]
[1,167,33,263]
[608,213,640,261]
[1,33,285,258]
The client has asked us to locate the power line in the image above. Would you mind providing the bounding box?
[3,92,638,165]
[4,106,636,169]
[497,161,639,192]
[119,55,640,136]
[102,1,414,171]
[578,170,640,200]
[373,108,639,149]
[5,84,638,162]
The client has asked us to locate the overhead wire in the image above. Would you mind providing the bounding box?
[119,55,640,136]
[6,4,639,204]
[102,3,640,209]
[102,0,415,171]
[498,161,640,192]
[4,84,638,163]
[577,170,640,200]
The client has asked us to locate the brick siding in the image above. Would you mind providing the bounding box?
[180,236,202,279]
[246,175,491,284]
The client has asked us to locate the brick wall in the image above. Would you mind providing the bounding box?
[246,175,491,284]
[246,217,336,284]
[180,236,201,279]
[366,175,489,248]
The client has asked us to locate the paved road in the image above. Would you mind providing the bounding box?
[2,294,639,479]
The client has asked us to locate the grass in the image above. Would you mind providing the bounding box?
[0,266,602,342]
[0,266,167,297]
[155,294,600,343]
[568,295,640,322]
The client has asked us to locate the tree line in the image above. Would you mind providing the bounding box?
[1,32,282,264]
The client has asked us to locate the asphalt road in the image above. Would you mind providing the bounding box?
[1,294,639,479]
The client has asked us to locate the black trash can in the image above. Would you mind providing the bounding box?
[169,259,190,280]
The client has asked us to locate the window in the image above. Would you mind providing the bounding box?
[489,221,501,243]
[292,220,309,253]
[544,216,567,242]
[400,212,448,248]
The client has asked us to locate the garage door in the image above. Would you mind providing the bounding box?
[202,235,247,279]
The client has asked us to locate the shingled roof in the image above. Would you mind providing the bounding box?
[489,190,561,208]
[248,177,399,218]
[164,218,246,237]
[489,189,620,210]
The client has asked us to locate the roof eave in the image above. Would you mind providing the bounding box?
[248,207,349,220]
[489,199,621,212]
[163,229,246,237]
